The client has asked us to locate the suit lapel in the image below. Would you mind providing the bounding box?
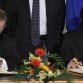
[45,0,53,22]
[22,0,30,15]
[45,0,49,19]
[22,0,31,26]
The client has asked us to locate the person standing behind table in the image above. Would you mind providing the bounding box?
[60,7,83,69]
[0,8,22,71]
[12,0,65,59]
[66,0,83,32]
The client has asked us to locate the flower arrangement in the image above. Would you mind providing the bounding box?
[17,48,73,83]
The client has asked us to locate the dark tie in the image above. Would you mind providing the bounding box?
[31,0,40,47]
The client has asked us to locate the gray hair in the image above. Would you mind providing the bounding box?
[0,8,7,21]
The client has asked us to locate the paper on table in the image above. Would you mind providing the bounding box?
[67,66,83,74]
[78,66,83,71]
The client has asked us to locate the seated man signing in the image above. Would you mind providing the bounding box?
[60,7,83,69]
[0,8,22,71]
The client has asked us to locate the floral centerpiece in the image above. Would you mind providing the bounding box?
[17,48,73,83]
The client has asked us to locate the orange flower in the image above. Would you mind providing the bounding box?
[38,64,43,69]
[29,69,34,74]
[30,59,40,66]
[35,48,45,56]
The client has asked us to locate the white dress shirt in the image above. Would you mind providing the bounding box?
[29,0,47,35]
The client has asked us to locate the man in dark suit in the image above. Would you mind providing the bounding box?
[14,0,65,59]
[0,0,65,59]
[60,7,83,69]
[0,8,22,71]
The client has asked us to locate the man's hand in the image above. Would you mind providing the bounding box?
[67,58,83,69]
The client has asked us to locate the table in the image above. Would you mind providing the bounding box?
[0,80,83,83]
[0,73,82,83]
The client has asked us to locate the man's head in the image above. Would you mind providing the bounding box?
[0,9,7,33]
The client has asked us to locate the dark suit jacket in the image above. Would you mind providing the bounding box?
[0,0,65,59]
[0,33,22,71]
[60,27,83,66]
[14,0,65,58]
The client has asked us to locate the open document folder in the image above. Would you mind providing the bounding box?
[67,66,83,74]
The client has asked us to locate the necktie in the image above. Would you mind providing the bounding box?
[31,0,40,47]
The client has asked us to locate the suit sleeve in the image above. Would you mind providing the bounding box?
[60,35,73,66]
[57,0,65,35]
[6,39,23,71]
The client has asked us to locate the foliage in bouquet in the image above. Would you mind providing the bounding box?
[17,48,73,83]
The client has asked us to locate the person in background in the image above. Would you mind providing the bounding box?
[0,0,15,37]
[66,0,83,32]
[60,7,83,69]
[0,8,22,71]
